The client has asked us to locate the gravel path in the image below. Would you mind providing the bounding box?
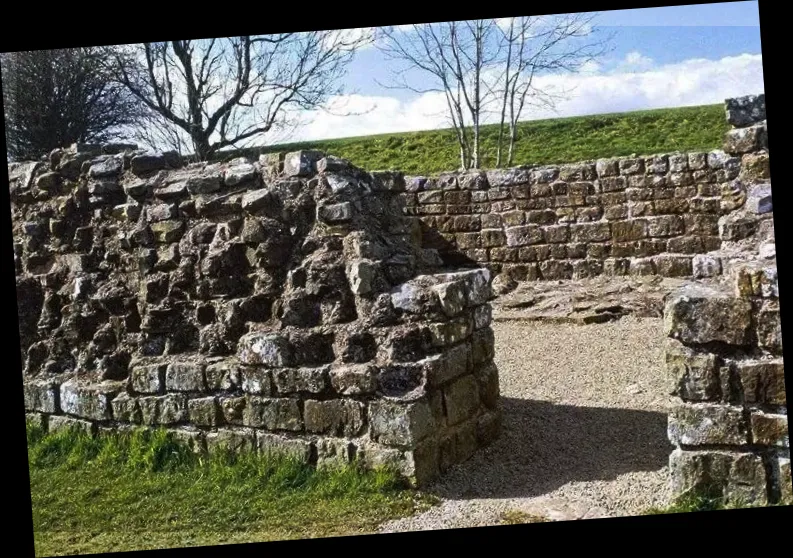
[379,316,675,532]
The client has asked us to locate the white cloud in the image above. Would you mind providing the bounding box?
[615,51,655,73]
[286,53,764,142]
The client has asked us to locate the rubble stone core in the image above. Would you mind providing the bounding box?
[14,146,499,486]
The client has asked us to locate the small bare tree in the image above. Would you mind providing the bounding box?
[105,31,369,160]
[376,21,501,170]
[493,14,611,167]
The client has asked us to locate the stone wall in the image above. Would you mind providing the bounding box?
[402,95,769,288]
[664,257,789,505]
[13,147,499,486]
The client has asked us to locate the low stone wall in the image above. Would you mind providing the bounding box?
[402,95,769,286]
[664,255,789,505]
[14,147,499,486]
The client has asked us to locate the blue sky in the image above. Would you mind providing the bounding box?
[287,1,765,142]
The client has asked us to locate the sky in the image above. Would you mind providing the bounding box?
[285,1,764,143]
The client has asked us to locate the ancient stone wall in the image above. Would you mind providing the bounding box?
[402,95,769,288]
[664,256,788,505]
[13,147,499,486]
[661,94,787,506]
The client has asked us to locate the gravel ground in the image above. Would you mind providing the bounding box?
[379,316,675,533]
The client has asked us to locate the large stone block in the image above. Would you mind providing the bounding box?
[283,150,323,177]
[735,359,786,406]
[242,396,302,431]
[505,225,543,247]
[139,394,188,425]
[665,339,720,401]
[304,399,365,437]
[570,222,611,242]
[238,333,294,367]
[750,413,788,447]
[165,363,206,392]
[664,286,752,346]
[272,367,329,395]
[369,399,435,448]
[725,94,765,127]
[257,433,313,463]
[756,300,782,355]
[60,379,122,421]
[723,123,767,155]
[668,402,748,446]
[24,379,60,413]
[670,449,767,505]
[329,364,377,395]
[444,374,481,426]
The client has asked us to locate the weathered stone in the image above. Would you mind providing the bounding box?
[745,183,772,214]
[668,402,748,446]
[206,428,256,454]
[48,415,96,435]
[257,433,312,463]
[224,161,257,186]
[725,94,765,127]
[670,449,767,505]
[238,333,294,367]
[188,397,222,426]
[432,281,466,317]
[444,374,480,425]
[735,359,786,406]
[664,286,752,346]
[283,150,323,177]
[665,339,720,401]
[131,364,165,394]
[24,379,60,413]
[109,393,141,423]
[150,220,185,243]
[369,399,435,447]
[570,222,610,242]
[612,219,647,242]
[272,367,328,394]
[330,364,377,395]
[165,363,206,392]
[505,225,543,247]
[724,123,767,155]
[88,155,123,178]
[751,413,788,447]
[304,399,365,436]
[756,301,782,354]
[243,396,302,431]
[692,254,722,279]
[239,367,271,395]
[60,379,121,421]
[130,153,166,175]
[318,202,353,224]
[139,394,188,425]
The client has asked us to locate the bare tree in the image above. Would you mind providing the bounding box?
[105,31,369,161]
[493,14,611,167]
[2,47,143,162]
[376,21,501,170]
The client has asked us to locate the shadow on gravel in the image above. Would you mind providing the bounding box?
[428,397,672,500]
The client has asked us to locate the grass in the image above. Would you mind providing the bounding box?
[214,104,729,175]
[644,484,791,516]
[498,510,550,525]
[26,421,437,556]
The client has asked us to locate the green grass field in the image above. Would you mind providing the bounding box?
[26,422,435,556]
[215,103,728,175]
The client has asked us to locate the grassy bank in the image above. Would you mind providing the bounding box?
[26,422,434,556]
[216,104,728,175]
